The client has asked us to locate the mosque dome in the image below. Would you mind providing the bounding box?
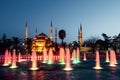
[32,32,49,52]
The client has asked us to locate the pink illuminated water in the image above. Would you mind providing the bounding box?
[8,51,11,64]
[72,49,77,64]
[83,52,87,61]
[3,49,9,66]
[47,48,53,64]
[30,50,38,70]
[113,50,118,64]
[59,47,65,64]
[109,50,117,67]
[10,50,17,68]
[42,47,48,63]
[18,52,21,62]
[76,47,80,62]
[63,47,73,71]
[105,50,109,62]
[93,50,102,69]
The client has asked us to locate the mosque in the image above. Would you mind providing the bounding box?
[25,21,83,54]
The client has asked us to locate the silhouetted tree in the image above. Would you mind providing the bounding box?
[12,37,20,54]
[83,36,99,53]
[95,39,104,50]
[27,38,32,54]
[102,33,111,50]
[0,33,12,54]
[58,29,66,45]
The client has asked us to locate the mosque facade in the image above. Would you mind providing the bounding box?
[25,21,83,54]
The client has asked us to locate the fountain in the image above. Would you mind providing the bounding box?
[112,50,118,65]
[76,47,80,62]
[18,52,21,62]
[83,52,87,61]
[10,49,18,68]
[109,50,117,67]
[72,49,77,64]
[42,47,48,63]
[105,50,109,62]
[59,47,65,64]
[3,49,10,66]
[47,48,53,64]
[93,50,102,69]
[30,50,38,70]
[63,47,73,71]
[8,51,11,64]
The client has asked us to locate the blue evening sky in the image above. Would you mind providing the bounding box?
[0,0,120,43]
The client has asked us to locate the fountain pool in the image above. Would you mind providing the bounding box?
[0,59,120,80]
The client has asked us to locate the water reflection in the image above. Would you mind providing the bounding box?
[110,67,117,73]
[31,71,44,80]
[1,59,120,80]
[65,71,72,80]
[95,71,101,80]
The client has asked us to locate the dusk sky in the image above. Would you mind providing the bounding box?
[0,0,120,43]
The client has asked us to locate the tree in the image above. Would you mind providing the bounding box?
[12,37,20,54]
[58,29,66,45]
[101,33,111,50]
[26,38,32,54]
[83,36,99,53]
[0,33,13,54]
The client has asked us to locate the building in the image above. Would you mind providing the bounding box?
[31,21,53,53]
[31,33,50,53]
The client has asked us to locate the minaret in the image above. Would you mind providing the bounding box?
[35,28,38,36]
[79,24,82,47]
[25,22,28,54]
[25,22,28,40]
[55,28,57,43]
[50,21,53,44]
[78,27,80,43]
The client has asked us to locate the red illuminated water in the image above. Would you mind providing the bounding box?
[109,50,117,67]
[10,49,17,68]
[47,48,53,64]
[59,47,65,64]
[42,47,48,63]
[18,52,21,62]
[30,50,38,70]
[3,49,9,66]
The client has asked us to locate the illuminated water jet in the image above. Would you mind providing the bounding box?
[3,49,9,66]
[8,51,11,64]
[18,52,21,62]
[47,48,53,64]
[83,52,87,61]
[63,47,73,71]
[59,47,65,64]
[30,50,38,70]
[76,47,80,62]
[72,49,77,64]
[42,47,48,63]
[93,50,102,70]
[105,50,109,62]
[113,50,118,65]
[10,49,18,68]
[109,50,116,67]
